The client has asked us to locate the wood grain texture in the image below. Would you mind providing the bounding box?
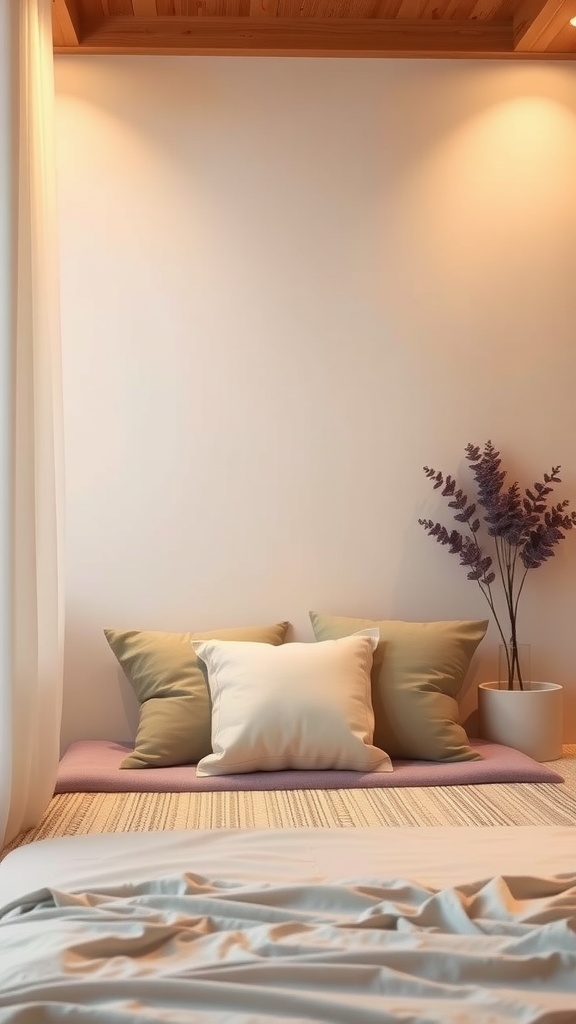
[52,0,576,56]
[79,0,107,18]
[63,14,514,54]
[514,0,576,49]
[104,0,135,13]
[543,17,576,47]
[52,0,82,45]
[132,0,159,14]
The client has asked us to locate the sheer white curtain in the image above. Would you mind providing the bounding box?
[0,0,65,849]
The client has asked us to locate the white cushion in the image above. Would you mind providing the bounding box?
[192,630,392,776]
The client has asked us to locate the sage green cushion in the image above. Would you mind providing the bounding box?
[309,612,488,762]
[105,622,289,768]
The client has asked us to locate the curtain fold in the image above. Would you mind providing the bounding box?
[0,0,65,850]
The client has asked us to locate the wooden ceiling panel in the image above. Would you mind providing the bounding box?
[77,0,107,16]
[104,0,135,13]
[52,0,576,55]
[131,1,159,13]
[540,18,576,47]
[514,0,576,49]
[487,0,517,19]
[248,0,280,17]
[276,0,357,15]
[52,0,81,45]
[379,0,509,16]
[469,1,511,19]
[201,0,251,14]
[444,2,487,18]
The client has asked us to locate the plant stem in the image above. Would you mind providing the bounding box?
[476,579,512,670]
[468,525,514,686]
[484,536,529,690]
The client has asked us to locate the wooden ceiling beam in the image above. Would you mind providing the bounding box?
[52,0,83,46]
[513,0,576,51]
[57,15,514,56]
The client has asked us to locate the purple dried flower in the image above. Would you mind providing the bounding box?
[419,442,576,689]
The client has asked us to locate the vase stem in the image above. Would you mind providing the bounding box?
[498,643,531,691]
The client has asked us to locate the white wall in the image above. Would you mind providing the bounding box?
[54,56,576,748]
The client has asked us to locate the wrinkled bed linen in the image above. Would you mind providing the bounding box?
[1,868,576,1023]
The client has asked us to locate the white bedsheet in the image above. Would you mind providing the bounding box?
[3,826,576,901]
[1,827,576,1023]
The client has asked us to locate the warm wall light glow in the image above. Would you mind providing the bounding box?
[570,16,576,26]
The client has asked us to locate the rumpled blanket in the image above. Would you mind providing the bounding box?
[1,871,576,1022]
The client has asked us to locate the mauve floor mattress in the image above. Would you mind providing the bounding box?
[55,738,563,793]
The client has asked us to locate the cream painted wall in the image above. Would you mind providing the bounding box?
[54,56,576,749]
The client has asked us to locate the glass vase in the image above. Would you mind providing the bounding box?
[498,643,531,691]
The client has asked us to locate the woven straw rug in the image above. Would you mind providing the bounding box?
[4,746,575,856]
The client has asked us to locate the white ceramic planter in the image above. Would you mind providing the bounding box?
[478,681,563,762]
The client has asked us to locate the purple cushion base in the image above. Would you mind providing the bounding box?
[55,739,563,794]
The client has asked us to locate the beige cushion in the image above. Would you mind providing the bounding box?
[104,622,289,768]
[192,631,392,777]
[309,612,488,762]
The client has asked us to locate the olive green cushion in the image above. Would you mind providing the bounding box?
[105,622,289,768]
[309,612,488,762]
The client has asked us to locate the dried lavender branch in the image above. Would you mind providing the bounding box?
[419,441,576,690]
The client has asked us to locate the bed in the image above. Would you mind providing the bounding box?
[2,824,576,1021]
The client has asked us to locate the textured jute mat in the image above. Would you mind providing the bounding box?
[4,746,575,856]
